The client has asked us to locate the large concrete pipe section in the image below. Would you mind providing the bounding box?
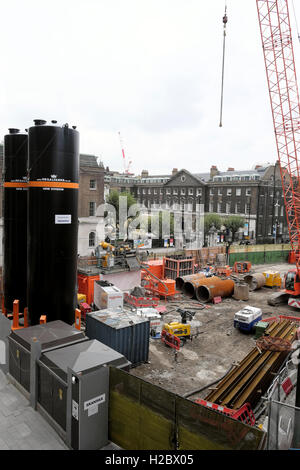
[3,128,28,312]
[182,276,221,299]
[27,120,79,325]
[175,273,206,292]
[244,273,266,291]
[196,279,235,303]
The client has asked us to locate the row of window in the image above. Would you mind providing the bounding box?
[138,187,202,196]
[213,175,260,182]
[210,187,252,197]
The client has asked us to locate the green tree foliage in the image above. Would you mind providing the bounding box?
[223,215,245,241]
[106,190,137,215]
[204,213,222,237]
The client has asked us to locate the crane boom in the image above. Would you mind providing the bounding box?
[257,0,300,271]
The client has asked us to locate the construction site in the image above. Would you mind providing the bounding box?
[2,0,300,455]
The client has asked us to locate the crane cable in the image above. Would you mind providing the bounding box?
[291,0,300,44]
[219,2,228,127]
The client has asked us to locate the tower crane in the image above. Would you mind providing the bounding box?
[118,131,132,175]
[256,0,300,307]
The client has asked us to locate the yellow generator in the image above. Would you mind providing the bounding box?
[263,271,282,288]
[163,321,191,339]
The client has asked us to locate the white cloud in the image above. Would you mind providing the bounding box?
[1,0,300,174]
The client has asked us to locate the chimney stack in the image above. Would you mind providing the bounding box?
[210,165,219,179]
[172,168,178,176]
[141,170,149,178]
[227,167,235,171]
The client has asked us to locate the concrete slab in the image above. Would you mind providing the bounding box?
[0,370,68,450]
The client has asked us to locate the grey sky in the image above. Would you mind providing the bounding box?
[1,0,300,175]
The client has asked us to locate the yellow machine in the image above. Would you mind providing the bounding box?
[163,321,192,339]
[163,308,196,345]
[263,271,282,288]
[99,241,115,268]
[77,293,87,304]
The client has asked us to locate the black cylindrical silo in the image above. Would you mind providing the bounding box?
[27,120,79,325]
[3,128,28,312]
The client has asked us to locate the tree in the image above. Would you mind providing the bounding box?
[204,213,222,238]
[106,190,137,215]
[223,215,245,241]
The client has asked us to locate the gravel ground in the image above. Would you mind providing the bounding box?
[130,262,299,400]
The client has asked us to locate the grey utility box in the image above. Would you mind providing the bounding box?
[8,320,86,393]
[37,339,130,450]
[86,309,150,366]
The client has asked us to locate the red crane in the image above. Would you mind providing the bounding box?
[257,0,300,307]
[118,131,132,175]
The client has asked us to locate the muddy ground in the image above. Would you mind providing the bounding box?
[130,262,298,400]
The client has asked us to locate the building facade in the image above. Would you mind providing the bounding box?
[104,163,289,245]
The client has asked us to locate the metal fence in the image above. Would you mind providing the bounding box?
[263,360,300,450]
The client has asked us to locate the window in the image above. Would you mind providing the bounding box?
[197,188,202,196]
[89,232,96,247]
[90,179,96,190]
[181,175,186,182]
[236,188,241,196]
[148,188,151,194]
[173,188,178,195]
[281,206,284,217]
[189,188,194,195]
[218,189,223,196]
[143,188,146,194]
[181,189,186,195]
[235,203,241,214]
[245,203,250,214]
[166,188,171,195]
[227,188,232,196]
[226,202,230,213]
[89,202,96,216]
[154,188,157,195]
[246,188,252,196]
[160,189,164,195]
[218,203,222,213]
[209,203,214,212]
[137,188,140,194]
[210,188,214,196]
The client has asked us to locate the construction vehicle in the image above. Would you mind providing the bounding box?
[95,240,140,272]
[162,308,196,346]
[254,1,300,309]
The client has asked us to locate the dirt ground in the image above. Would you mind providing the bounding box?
[130,262,299,400]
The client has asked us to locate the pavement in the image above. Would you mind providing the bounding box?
[0,370,68,450]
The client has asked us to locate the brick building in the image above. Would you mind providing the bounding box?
[104,163,289,244]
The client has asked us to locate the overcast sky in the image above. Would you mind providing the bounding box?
[1,0,300,175]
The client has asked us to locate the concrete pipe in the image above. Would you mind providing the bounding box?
[196,279,235,303]
[244,273,266,291]
[182,275,222,299]
[175,273,206,292]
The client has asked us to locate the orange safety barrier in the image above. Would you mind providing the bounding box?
[161,329,181,350]
[12,300,20,330]
[40,315,47,324]
[75,308,81,331]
